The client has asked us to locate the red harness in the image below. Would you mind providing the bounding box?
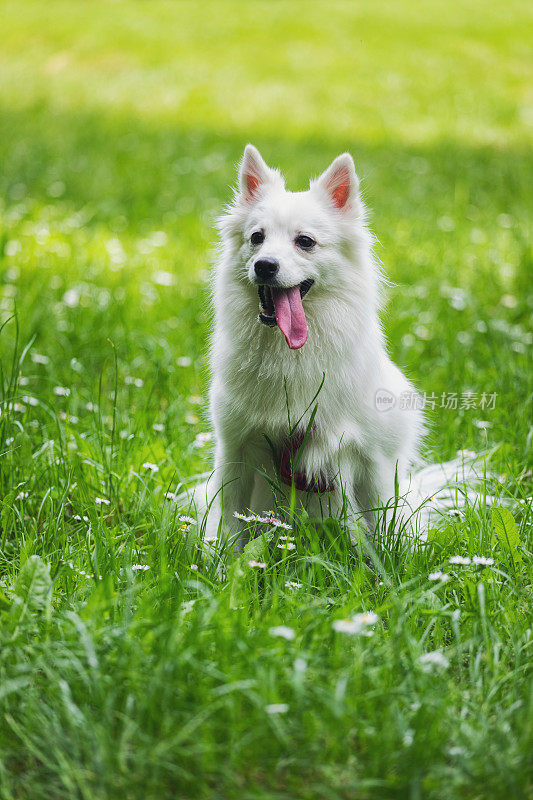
[279,431,334,493]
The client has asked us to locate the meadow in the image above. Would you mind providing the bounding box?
[0,1,532,797]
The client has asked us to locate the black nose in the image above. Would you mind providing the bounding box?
[254,257,279,281]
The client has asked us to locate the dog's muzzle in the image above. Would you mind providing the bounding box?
[258,279,314,326]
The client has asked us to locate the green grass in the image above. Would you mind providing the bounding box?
[0,1,532,797]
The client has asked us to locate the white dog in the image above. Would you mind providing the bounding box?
[202,144,427,548]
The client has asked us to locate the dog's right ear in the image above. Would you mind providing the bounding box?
[239,144,275,202]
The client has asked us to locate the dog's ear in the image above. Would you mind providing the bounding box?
[239,144,276,202]
[315,153,359,212]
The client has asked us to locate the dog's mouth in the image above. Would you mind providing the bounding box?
[258,279,314,350]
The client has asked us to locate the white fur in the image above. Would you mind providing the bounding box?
[201,144,426,548]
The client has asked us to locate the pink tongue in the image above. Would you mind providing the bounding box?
[272,286,308,349]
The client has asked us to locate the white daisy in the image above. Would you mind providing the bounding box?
[429,571,450,582]
[333,611,378,636]
[403,730,414,746]
[248,560,267,569]
[332,619,362,635]
[142,462,159,472]
[294,657,307,674]
[268,625,295,641]
[233,511,291,529]
[263,513,292,530]
[472,555,494,566]
[419,651,449,671]
[265,703,289,715]
[449,555,471,565]
[193,432,212,448]
[31,353,49,365]
[353,611,379,627]
[234,512,257,522]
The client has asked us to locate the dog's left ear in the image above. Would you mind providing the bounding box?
[315,153,359,212]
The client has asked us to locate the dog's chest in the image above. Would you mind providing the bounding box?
[226,346,335,428]
[224,352,369,465]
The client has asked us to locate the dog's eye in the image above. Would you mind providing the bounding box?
[250,230,264,246]
[295,235,316,250]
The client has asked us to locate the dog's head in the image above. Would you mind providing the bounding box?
[218,145,367,350]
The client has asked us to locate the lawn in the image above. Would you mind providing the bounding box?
[0,1,532,798]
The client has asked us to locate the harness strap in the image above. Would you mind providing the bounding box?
[279,431,334,493]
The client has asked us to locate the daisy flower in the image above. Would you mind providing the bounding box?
[263,513,292,530]
[31,353,49,364]
[265,703,289,715]
[419,651,449,671]
[234,512,257,522]
[332,619,362,635]
[333,611,378,636]
[429,571,450,582]
[449,555,471,565]
[472,555,494,566]
[268,625,295,641]
[233,511,292,529]
[277,541,296,551]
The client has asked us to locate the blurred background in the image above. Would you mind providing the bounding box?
[0,0,531,484]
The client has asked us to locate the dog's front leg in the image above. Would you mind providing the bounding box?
[205,435,255,552]
[353,452,404,541]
